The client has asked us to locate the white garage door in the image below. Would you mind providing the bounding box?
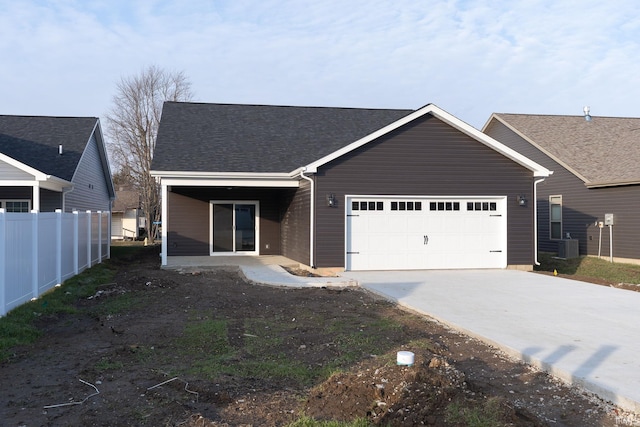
[345,196,507,271]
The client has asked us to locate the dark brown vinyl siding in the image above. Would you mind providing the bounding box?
[315,114,535,268]
[0,187,61,212]
[0,187,31,201]
[167,187,284,256]
[41,188,62,211]
[280,180,311,265]
[484,120,640,260]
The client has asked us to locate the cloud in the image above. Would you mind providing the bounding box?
[1,0,639,126]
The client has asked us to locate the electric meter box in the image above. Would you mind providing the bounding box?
[604,213,615,226]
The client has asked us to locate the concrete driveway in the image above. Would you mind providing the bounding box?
[168,257,640,414]
[340,269,640,414]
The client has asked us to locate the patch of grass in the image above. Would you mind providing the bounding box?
[536,252,640,284]
[95,356,124,372]
[179,318,236,379]
[287,415,371,427]
[177,313,406,386]
[0,262,117,362]
[89,292,140,317]
[445,397,509,427]
[328,317,404,365]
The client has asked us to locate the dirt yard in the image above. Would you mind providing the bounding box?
[0,246,637,426]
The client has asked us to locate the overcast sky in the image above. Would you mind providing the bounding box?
[1,0,639,128]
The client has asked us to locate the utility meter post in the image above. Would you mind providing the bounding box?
[604,214,614,262]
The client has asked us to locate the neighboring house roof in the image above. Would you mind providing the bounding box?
[0,114,115,199]
[152,102,551,179]
[486,113,640,187]
[112,190,140,213]
[0,115,97,181]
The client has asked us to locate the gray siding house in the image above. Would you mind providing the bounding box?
[151,102,550,271]
[483,112,640,264]
[0,115,115,213]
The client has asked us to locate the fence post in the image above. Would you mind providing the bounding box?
[97,211,102,263]
[107,211,111,259]
[73,211,79,274]
[87,210,92,267]
[0,209,6,316]
[56,209,62,286]
[31,210,39,300]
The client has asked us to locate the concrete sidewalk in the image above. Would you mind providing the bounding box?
[341,269,640,414]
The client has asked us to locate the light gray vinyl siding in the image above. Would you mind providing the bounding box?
[0,160,33,179]
[484,120,640,260]
[65,133,112,213]
[314,114,535,268]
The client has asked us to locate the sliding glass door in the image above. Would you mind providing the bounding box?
[211,201,258,254]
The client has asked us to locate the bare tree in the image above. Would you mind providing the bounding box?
[107,65,194,244]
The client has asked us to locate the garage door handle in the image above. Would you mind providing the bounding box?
[489,250,502,253]
[490,214,502,217]
[424,235,429,245]
[347,214,359,217]
[347,251,360,254]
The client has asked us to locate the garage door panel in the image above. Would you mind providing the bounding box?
[346,197,506,271]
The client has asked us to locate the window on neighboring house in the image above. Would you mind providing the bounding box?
[0,200,31,213]
[549,195,562,239]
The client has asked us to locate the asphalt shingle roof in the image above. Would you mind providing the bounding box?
[0,115,98,181]
[152,102,414,173]
[494,113,640,186]
[112,190,140,212]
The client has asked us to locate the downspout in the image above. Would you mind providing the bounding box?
[299,168,315,268]
[62,186,73,212]
[533,178,546,266]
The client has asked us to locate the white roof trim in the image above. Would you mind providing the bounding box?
[0,152,50,181]
[152,171,299,188]
[304,104,552,178]
[151,170,295,179]
[0,153,73,191]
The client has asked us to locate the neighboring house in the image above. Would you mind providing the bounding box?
[111,188,143,240]
[151,102,550,271]
[0,115,115,213]
[483,111,640,264]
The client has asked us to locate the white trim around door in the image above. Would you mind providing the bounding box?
[345,195,507,271]
[209,200,260,255]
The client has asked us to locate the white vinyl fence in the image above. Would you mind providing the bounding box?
[0,209,110,316]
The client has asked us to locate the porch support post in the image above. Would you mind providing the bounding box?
[161,183,168,266]
[32,183,40,212]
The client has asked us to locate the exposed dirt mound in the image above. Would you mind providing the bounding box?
[0,246,637,426]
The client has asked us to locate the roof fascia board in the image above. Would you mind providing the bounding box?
[157,173,299,188]
[161,178,299,188]
[151,170,294,179]
[586,179,640,189]
[484,114,586,183]
[70,120,116,200]
[305,104,551,177]
[0,178,71,192]
[93,120,116,199]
